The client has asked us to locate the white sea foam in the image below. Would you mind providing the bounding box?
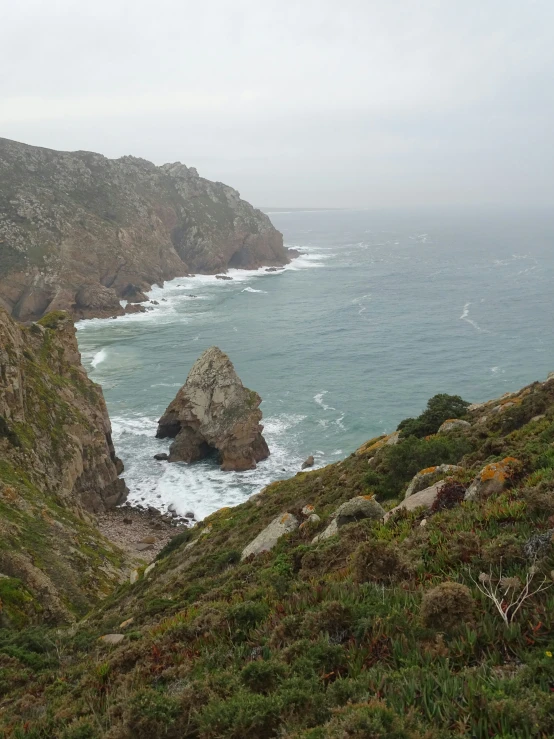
[314,391,336,411]
[91,348,107,368]
[242,287,267,294]
[117,412,310,519]
[460,302,489,333]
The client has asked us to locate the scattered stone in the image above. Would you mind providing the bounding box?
[185,511,195,519]
[384,481,446,522]
[129,569,139,584]
[135,543,153,552]
[147,506,161,516]
[123,518,132,525]
[265,267,279,272]
[144,562,157,577]
[119,618,134,629]
[334,496,385,527]
[154,452,169,461]
[438,419,471,434]
[464,457,520,501]
[307,514,321,524]
[404,465,462,499]
[138,536,157,545]
[150,300,159,305]
[98,634,124,646]
[241,512,299,559]
[302,455,315,469]
[312,495,385,543]
[156,346,269,471]
[302,504,315,516]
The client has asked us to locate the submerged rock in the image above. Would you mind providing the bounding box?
[215,274,233,280]
[156,347,270,471]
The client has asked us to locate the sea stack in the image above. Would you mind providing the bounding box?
[156,347,270,471]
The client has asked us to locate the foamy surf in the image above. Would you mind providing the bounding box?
[91,348,107,367]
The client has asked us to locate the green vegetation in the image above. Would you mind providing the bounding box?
[0,379,554,737]
[398,393,470,438]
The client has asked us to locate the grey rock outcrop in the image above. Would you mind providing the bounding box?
[384,481,446,522]
[241,512,299,559]
[404,465,462,499]
[302,455,315,469]
[464,457,519,501]
[156,347,270,471]
[438,419,471,434]
[312,496,385,543]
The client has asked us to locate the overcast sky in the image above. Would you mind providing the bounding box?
[2,1,553,207]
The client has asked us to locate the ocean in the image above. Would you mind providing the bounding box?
[76,207,554,519]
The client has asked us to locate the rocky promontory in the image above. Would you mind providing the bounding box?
[0,308,131,622]
[156,346,269,471]
[0,137,293,321]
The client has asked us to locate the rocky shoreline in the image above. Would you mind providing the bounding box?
[97,504,190,563]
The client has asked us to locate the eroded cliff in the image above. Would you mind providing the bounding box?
[0,309,130,624]
[0,137,292,320]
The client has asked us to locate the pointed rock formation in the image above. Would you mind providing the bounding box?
[156,347,269,471]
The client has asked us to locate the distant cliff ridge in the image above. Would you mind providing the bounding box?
[0,137,292,320]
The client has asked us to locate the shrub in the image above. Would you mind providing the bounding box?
[482,534,523,566]
[352,540,412,584]
[303,700,418,738]
[368,434,473,498]
[397,394,470,439]
[420,582,474,631]
[430,480,467,513]
[227,601,270,634]
[155,529,193,560]
[199,691,281,738]
[126,689,182,738]
[240,660,287,694]
[302,602,353,643]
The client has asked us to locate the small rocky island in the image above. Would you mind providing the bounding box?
[156,346,270,471]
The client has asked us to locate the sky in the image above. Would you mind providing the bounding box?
[2,0,554,207]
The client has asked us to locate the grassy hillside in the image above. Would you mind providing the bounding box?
[1,377,553,737]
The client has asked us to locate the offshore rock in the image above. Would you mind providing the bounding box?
[156,347,270,471]
[0,137,293,321]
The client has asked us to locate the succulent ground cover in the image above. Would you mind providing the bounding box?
[1,381,554,737]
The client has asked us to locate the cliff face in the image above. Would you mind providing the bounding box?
[0,309,129,623]
[0,138,291,320]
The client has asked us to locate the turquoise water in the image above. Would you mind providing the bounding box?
[76,208,554,519]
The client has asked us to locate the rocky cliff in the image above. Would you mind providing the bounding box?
[2,373,553,737]
[157,346,269,471]
[0,309,130,623]
[0,137,292,320]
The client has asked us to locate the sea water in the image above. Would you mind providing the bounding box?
[76,207,554,519]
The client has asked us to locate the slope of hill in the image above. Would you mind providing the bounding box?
[0,138,291,320]
[1,369,553,737]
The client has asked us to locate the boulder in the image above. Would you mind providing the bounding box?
[98,634,124,646]
[464,457,520,501]
[384,481,446,522]
[241,512,299,559]
[154,452,169,461]
[438,419,471,434]
[302,455,315,469]
[312,496,385,543]
[125,303,146,314]
[215,274,233,280]
[404,464,462,499]
[156,347,270,471]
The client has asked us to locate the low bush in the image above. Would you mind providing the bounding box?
[420,582,474,631]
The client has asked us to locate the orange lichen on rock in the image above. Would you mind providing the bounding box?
[480,457,519,482]
[420,466,438,475]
